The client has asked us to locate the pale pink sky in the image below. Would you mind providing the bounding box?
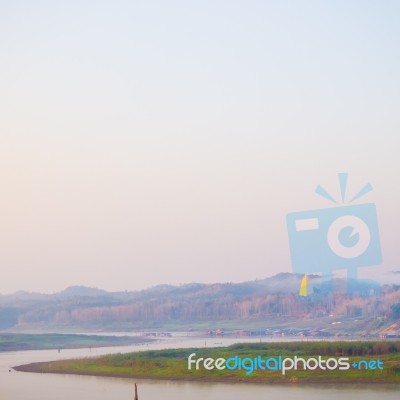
[1,1,399,293]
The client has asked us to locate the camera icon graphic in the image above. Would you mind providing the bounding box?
[286,174,382,282]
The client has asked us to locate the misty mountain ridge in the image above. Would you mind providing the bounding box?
[0,272,390,301]
[1,273,398,332]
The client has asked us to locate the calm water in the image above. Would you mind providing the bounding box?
[1,335,399,399]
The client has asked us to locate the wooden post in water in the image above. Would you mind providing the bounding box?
[134,383,138,400]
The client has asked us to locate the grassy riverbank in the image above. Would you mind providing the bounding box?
[0,333,151,351]
[14,341,400,384]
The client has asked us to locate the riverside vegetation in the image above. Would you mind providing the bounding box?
[14,341,400,384]
[0,333,150,352]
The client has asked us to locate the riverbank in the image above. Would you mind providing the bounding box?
[14,341,400,384]
[0,333,151,351]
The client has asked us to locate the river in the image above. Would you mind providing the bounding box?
[1,335,399,399]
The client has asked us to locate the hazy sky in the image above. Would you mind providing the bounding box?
[1,1,399,293]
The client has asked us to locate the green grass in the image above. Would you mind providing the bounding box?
[14,341,400,384]
[0,333,150,351]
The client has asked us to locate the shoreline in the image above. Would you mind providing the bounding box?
[13,339,400,385]
[0,333,152,352]
[12,362,400,385]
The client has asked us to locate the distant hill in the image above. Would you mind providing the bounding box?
[56,286,108,298]
[0,274,399,332]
